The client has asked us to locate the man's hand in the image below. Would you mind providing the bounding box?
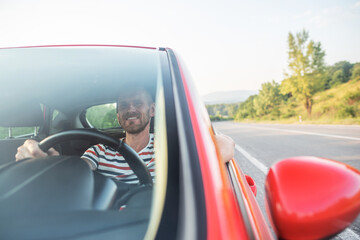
[215,134,235,163]
[15,139,59,161]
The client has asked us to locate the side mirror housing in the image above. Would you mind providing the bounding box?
[265,156,360,240]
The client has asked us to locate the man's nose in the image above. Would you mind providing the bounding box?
[128,103,137,111]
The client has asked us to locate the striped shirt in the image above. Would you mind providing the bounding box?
[81,134,155,184]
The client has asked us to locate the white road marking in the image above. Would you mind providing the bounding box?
[216,128,269,174]
[235,124,360,141]
[235,144,268,174]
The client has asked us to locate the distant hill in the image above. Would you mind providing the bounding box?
[202,90,258,104]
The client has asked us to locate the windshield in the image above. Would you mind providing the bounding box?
[0,46,165,239]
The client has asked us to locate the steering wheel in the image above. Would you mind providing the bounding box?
[38,129,153,185]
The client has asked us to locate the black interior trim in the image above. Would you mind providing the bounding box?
[154,49,181,239]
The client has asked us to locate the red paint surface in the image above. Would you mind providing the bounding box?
[232,162,275,240]
[266,156,360,240]
[245,174,257,197]
[176,54,250,240]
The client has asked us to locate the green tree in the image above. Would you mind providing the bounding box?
[253,96,265,117]
[330,69,345,87]
[281,30,326,115]
[227,104,239,118]
[257,80,283,115]
[326,61,353,87]
[351,63,360,81]
[206,103,239,119]
[235,95,257,119]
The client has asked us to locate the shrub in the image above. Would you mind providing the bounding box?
[282,109,296,118]
[351,64,360,81]
[337,105,356,118]
[345,91,360,105]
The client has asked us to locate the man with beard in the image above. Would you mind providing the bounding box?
[15,86,234,184]
[80,87,156,184]
[15,86,156,184]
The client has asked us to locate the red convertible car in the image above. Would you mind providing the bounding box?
[0,45,359,239]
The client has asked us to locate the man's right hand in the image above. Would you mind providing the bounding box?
[15,139,60,161]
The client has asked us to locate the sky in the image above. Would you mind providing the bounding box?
[1,0,359,95]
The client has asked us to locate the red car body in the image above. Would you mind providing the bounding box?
[173,48,360,239]
[176,53,273,239]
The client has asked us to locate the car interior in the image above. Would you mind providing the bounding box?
[0,47,169,239]
[0,100,157,239]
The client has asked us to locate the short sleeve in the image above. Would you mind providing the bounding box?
[81,145,100,169]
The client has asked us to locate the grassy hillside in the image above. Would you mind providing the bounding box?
[309,80,360,124]
[256,80,360,124]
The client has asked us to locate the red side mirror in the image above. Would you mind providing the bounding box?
[265,156,360,240]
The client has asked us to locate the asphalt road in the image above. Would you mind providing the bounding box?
[213,121,360,240]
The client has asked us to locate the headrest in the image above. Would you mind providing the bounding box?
[0,102,44,127]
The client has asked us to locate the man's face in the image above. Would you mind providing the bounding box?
[117,90,155,134]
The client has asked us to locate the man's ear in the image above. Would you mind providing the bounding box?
[117,112,121,124]
[150,103,155,117]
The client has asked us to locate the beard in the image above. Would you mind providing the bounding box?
[119,110,151,134]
